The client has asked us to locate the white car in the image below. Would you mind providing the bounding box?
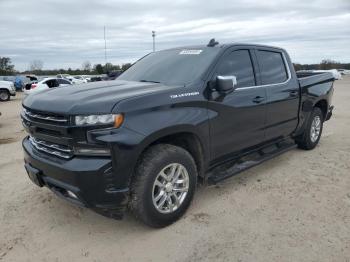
[65,76,87,84]
[57,74,71,79]
[81,75,92,82]
[24,78,71,96]
[0,80,16,101]
[338,69,350,75]
[312,69,342,80]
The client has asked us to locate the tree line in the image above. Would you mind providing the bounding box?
[294,59,350,71]
[1,56,350,76]
[0,57,132,76]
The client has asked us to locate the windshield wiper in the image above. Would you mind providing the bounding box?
[139,80,161,84]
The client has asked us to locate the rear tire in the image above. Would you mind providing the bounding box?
[296,107,324,150]
[0,90,10,101]
[130,144,197,228]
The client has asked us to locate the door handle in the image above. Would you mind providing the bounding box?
[252,96,265,103]
[289,90,298,97]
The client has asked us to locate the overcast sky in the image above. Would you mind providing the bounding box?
[1,0,349,71]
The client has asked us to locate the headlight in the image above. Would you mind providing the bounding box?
[74,114,124,127]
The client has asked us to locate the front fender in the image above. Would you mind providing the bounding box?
[124,106,210,162]
[87,106,210,189]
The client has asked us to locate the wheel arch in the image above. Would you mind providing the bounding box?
[314,99,328,120]
[135,127,208,180]
[0,88,10,93]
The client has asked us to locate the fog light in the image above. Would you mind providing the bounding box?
[74,147,111,156]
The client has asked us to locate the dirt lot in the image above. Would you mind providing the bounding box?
[1,77,349,262]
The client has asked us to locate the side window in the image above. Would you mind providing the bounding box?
[216,50,255,88]
[257,50,288,85]
[47,79,59,88]
[45,80,53,88]
[58,79,68,85]
[53,80,59,87]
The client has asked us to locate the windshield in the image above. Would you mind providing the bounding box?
[118,47,220,86]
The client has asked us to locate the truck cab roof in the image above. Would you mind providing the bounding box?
[163,42,286,52]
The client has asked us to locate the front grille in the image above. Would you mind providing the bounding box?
[29,136,73,159]
[23,108,68,124]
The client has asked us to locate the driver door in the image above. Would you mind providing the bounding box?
[208,48,267,161]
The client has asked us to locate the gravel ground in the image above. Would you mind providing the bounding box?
[0,77,349,262]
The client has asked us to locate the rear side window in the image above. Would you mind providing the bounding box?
[257,50,288,85]
[58,79,71,85]
[216,50,256,88]
[45,79,59,88]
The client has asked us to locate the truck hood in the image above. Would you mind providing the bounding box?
[23,80,179,115]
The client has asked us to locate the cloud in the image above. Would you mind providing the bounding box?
[0,0,349,70]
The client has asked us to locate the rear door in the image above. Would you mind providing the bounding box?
[208,48,267,161]
[255,49,299,141]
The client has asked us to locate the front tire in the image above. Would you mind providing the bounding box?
[130,144,197,228]
[0,90,10,101]
[296,107,324,150]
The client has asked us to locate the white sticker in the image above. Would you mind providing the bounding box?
[170,92,200,99]
[179,50,203,55]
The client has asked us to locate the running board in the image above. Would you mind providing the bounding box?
[207,140,297,184]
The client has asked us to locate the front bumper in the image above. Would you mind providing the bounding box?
[22,137,129,219]
[10,90,16,96]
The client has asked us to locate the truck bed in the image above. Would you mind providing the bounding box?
[297,72,334,88]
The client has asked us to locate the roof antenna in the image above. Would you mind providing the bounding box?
[207,38,219,47]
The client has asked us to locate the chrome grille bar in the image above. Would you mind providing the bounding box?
[29,136,73,159]
[24,108,68,123]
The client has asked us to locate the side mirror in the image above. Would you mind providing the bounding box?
[216,75,237,93]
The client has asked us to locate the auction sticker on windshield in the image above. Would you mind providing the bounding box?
[179,50,203,55]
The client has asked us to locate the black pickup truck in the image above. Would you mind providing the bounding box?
[21,40,334,227]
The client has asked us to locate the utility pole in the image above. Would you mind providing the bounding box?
[104,26,107,68]
[152,31,156,52]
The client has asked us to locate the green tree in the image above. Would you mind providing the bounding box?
[319,59,340,70]
[94,64,104,74]
[0,57,15,75]
[293,63,303,71]
[121,63,132,71]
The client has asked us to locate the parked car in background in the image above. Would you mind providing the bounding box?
[56,74,71,79]
[102,71,122,81]
[338,69,350,75]
[297,69,342,80]
[90,75,104,82]
[24,78,71,95]
[67,76,87,84]
[0,80,16,101]
[314,70,341,80]
[24,75,39,91]
[72,75,90,83]
[81,75,92,82]
[2,76,15,82]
